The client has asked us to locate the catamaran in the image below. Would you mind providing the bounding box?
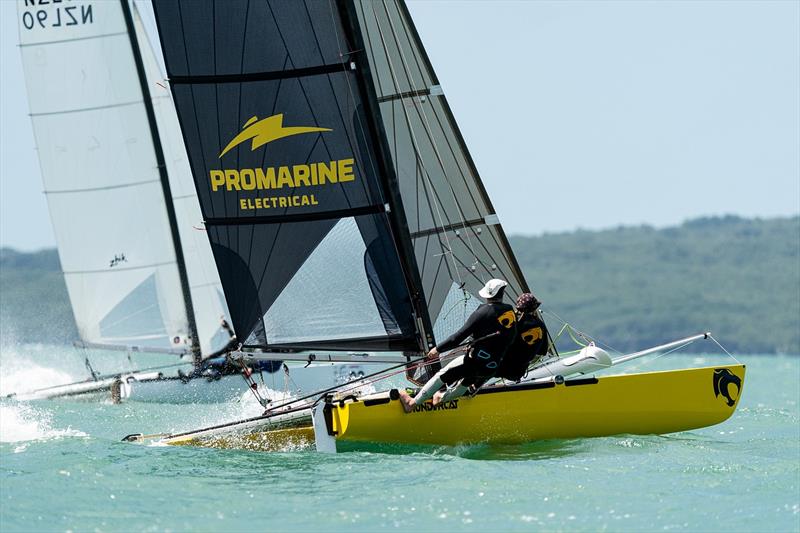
[123,0,743,449]
[9,0,384,403]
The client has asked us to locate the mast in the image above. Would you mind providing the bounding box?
[120,0,202,365]
[337,0,436,351]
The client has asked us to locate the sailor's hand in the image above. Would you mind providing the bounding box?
[426,347,439,360]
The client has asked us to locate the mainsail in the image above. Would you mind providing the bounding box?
[17,0,230,357]
[152,0,430,352]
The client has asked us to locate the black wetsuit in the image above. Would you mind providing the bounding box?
[436,301,517,386]
[497,312,550,381]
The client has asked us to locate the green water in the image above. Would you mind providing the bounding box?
[1,345,798,532]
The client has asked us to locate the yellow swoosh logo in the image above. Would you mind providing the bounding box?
[219,114,331,158]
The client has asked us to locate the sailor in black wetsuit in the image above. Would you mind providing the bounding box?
[398,279,517,413]
[496,293,550,382]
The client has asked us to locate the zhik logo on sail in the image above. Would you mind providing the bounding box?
[218,114,331,158]
[210,113,356,213]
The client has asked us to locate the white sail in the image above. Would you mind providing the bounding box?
[17,0,189,351]
[132,4,231,354]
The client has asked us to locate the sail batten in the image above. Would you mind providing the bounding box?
[168,62,352,84]
[30,100,144,117]
[44,179,161,195]
[377,87,437,103]
[18,31,130,48]
[204,204,387,227]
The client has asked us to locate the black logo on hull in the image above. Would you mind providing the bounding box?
[713,368,742,407]
[412,399,459,413]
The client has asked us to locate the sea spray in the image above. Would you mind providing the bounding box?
[0,403,87,445]
[0,344,78,397]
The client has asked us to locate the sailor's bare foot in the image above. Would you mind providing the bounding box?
[432,390,445,406]
[398,390,416,413]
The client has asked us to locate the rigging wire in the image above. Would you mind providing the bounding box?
[622,340,697,374]
[247,354,430,414]
[543,308,742,369]
[708,334,742,365]
[541,308,625,357]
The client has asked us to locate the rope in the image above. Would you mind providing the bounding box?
[436,286,473,335]
[327,357,437,399]
[249,331,501,415]
[258,355,429,414]
[707,334,742,364]
[234,357,270,409]
[542,308,625,357]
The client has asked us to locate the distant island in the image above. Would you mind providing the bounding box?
[1,215,798,354]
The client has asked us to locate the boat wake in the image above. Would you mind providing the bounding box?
[0,403,87,448]
[0,346,79,398]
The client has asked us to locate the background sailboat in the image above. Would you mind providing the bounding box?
[11,0,379,403]
[12,0,232,401]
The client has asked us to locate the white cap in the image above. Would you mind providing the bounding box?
[478,278,508,299]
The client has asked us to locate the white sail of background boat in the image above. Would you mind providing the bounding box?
[10,0,381,403]
[122,0,744,449]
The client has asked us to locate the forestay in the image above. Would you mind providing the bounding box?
[152,0,427,352]
[354,0,529,338]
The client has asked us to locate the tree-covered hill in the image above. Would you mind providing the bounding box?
[1,215,798,353]
[511,215,799,354]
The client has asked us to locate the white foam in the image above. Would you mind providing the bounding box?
[236,385,298,417]
[0,403,87,444]
[0,345,79,397]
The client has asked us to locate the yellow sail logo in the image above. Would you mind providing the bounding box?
[219,114,331,158]
[521,327,543,345]
[497,310,516,329]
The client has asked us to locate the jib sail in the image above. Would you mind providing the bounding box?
[17,0,230,356]
[152,0,426,352]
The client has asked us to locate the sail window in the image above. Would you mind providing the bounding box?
[263,217,398,344]
[98,274,170,348]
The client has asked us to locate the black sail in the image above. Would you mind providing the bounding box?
[152,0,423,351]
[353,0,531,339]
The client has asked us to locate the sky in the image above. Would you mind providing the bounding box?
[1,0,798,251]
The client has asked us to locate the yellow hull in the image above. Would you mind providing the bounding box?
[168,427,315,451]
[327,364,746,446]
